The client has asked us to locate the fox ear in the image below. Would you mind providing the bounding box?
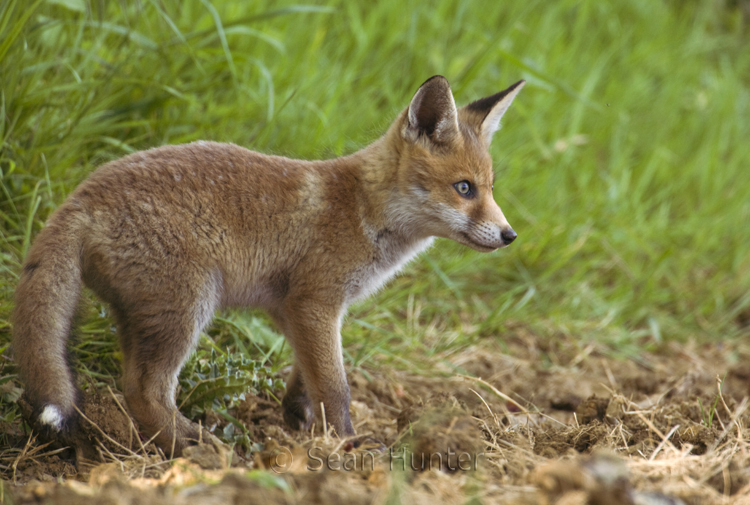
[405,75,459,145]
[464,80,525,145]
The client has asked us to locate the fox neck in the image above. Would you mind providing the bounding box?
[313,124,432,279]
[348,118,430,243]
[348,142,418,240]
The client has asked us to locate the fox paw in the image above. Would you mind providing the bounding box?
[282,391,314,431]
[345,435,387,453]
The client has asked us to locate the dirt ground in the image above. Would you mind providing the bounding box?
[2,328,750,504]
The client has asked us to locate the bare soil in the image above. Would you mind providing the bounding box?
[3,330,750,504]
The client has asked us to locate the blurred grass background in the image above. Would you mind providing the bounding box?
[1,0,749,402]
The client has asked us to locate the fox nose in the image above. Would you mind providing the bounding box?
[501,228,517,245]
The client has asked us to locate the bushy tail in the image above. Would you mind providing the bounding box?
[13,205,86,432]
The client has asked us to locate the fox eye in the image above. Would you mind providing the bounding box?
[454,180,472,197]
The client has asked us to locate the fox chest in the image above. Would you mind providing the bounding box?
[344,234,434,303]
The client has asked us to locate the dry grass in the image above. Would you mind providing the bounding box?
[3,333,749,504]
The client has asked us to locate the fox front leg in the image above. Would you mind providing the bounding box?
[279,300,354,437]
[281,364,314,431]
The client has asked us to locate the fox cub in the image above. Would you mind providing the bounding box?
[14,76,523,457]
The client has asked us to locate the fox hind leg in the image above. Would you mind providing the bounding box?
[114,293,216,456]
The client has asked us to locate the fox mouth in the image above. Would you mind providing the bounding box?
[458,232,498,252]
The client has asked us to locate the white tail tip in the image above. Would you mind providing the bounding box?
[39,405,63,430]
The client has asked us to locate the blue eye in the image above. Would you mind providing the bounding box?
[454,180,472,197]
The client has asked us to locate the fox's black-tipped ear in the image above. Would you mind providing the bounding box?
[405,75,459,145]
[464,80,525,145]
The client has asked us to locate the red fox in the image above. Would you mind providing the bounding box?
[13,76,523,457]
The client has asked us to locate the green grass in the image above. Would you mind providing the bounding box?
[1,0,749,403]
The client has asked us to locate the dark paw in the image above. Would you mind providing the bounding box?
[282,392,313,431]
[346,436,387,453]
[72,437,101,469]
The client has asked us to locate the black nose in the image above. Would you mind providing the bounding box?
[501,228,517,245]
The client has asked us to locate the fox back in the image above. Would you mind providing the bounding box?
[12,75,524,458]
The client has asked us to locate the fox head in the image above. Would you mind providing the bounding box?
[388,75,524,252]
